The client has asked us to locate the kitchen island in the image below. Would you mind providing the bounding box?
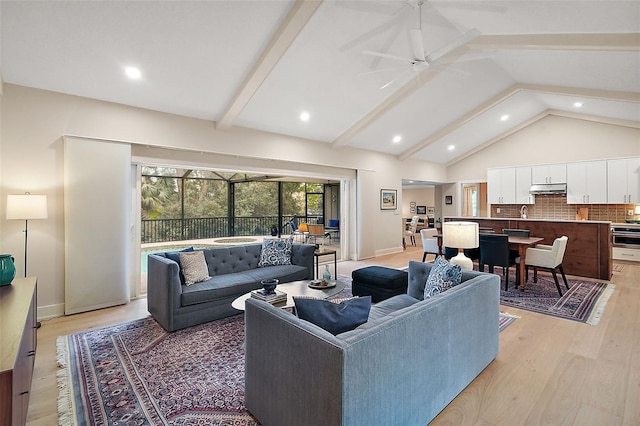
[445,217,611,280]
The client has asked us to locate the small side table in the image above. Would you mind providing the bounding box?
[314,249,337,279]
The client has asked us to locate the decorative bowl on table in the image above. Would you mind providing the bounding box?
[261,278,279,294]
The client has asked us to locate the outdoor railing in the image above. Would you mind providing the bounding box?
[141,215,322,243]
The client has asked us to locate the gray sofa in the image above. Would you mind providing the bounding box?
[244,260,500,426]
[147,242,315,331]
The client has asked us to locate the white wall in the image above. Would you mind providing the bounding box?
[0,84,446,317]
[402,187,435,218]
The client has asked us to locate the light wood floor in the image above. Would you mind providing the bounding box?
[27,245,639,426]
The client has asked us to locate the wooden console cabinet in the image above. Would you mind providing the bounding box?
[0,278,37,426]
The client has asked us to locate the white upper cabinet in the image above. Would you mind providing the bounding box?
[607,157,640,203]
[487,167,516,204]
[515,166,535,204]
[566,161,608,204]
[531,164,567,184]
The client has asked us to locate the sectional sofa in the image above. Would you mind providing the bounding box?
[244,260,500,426]
[147,242,315,331]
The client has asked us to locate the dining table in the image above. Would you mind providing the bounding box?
[507,236,544,291]
[434,233,544,291]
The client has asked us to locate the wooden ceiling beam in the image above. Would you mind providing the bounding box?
[216,0,322,131]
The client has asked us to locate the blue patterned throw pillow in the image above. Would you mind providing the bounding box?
[424,256,462,299]
[258,237,293,267]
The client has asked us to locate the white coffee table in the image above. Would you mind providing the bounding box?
[232,279,347,311]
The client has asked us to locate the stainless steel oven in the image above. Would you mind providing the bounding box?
[612,224,640,248]
[612,223,640,262]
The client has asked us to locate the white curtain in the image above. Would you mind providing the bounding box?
[64,137,131,315]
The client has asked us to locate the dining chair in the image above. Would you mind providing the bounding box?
[405,215,419,246]
[479,233,519,290]
[502,228,531,259]
[420,228,439,262]
[502,229,530,237]
[525,236,569,296]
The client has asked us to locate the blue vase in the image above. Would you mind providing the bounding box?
[0,254,16,286]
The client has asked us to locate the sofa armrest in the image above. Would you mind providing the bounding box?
[291,243,315,279]
[245,298,345,426]
[147,254,183,331]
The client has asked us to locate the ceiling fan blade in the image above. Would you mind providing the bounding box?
[358,65,411,78]
[362,50,412,64]
[379,67,413,90]
[427,28,481,63]
[409,29,426,61]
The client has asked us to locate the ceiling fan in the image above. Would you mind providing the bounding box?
[361,0,480,89]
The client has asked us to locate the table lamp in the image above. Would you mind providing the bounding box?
[442,221,479,270]
[6,193,48,277]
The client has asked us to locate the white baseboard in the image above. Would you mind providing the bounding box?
[37,303,65,321]
[375,246,404,257]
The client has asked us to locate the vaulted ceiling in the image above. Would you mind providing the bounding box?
[2,1,639,166]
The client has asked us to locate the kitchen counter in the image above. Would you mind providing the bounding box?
[445,217,612,280]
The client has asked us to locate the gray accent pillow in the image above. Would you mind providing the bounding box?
[258,237,293,267]
[179,250,211,285]
[294,296,372,335]
[424,256,462,299]
[165,246,194,285]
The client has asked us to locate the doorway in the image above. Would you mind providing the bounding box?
[461,182,487,217]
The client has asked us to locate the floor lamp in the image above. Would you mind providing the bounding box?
[442,221,479,271]
[6,192,48,277]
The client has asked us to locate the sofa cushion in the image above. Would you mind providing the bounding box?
[179,250,211,285]
[258,237,293,267]
[180,265,308,306]
[424,256,462,299]
[165,246,194,285]
[294,296,372,335]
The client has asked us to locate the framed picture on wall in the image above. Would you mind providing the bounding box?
[409,201,416,208]
[445,195,453,205]
[427,207,435,214]
[380,189,397,210]
[416,205,426,215]
[410,206,416,213]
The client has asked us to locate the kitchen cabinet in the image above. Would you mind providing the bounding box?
[607,157,640,203]
[487,167,516,204]
[567,160,607,204]
[531,164,566,184]
[515,166,535,204]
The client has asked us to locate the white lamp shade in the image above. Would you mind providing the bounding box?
[635,206,640,215]
[442,221,479,249]
[6,194,48,220]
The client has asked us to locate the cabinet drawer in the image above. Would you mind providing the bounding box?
[613,247,640,262]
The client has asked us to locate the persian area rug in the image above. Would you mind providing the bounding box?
[56,276,514,425]
[57,314,258,426]
[499,271,614,325]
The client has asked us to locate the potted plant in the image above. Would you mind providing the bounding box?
[270,223,279,236]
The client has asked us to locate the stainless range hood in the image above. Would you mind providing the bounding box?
[529,183,567,195]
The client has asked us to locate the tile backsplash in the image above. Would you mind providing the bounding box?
[489,194,639,223]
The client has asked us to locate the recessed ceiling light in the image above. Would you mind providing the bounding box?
[125,67,142,79]
[299,111,310,122]
[500,114,509,121]
[574,102,583,108]
[448,145,455,151]
[392,135,402,143]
